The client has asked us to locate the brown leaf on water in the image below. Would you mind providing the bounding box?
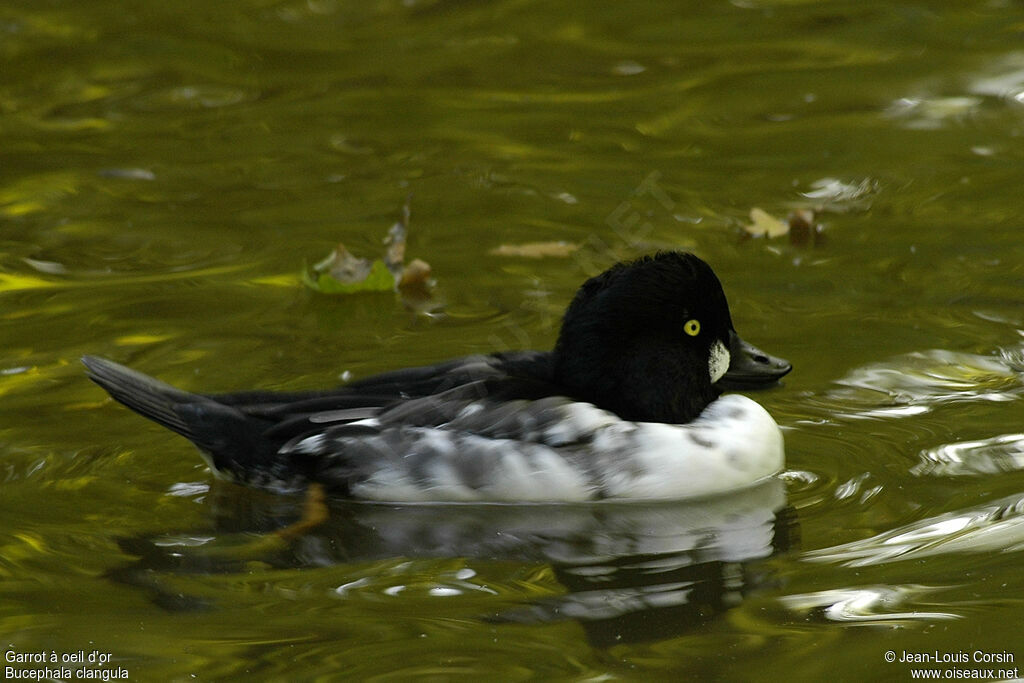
[398,258,432,289]
[395,257,436,314]
[787,208,816,246]
[489,241,580,258]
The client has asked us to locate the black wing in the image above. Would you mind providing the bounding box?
[84,351,558,488]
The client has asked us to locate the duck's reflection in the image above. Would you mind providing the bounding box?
[111,478,797,647]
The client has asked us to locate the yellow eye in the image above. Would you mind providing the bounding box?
[684,319,701,336]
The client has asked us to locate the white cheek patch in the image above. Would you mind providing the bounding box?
[709,339,730,383]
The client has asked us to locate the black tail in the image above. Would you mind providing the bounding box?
[82,356,281,481]
[83,355,205,442]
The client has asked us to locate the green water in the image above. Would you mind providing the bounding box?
[4,0,1024,680]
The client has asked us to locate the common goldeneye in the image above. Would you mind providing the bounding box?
[83,252,791,502]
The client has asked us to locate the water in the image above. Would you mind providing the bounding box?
[3,0,1024,680]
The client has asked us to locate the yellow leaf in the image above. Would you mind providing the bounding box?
[744,208,789,238]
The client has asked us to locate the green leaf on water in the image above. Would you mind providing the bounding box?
[302,196,434,297]
[302,251,396,294]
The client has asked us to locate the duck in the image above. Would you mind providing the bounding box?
[83,251,791,503]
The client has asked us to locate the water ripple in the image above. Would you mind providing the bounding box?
[803,491,1024,567]
[913,433,1024,477]
[780,585,960,624]
[815,347,1023,422]
[968,52,1024,105]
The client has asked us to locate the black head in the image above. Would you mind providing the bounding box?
[551,252,789,424]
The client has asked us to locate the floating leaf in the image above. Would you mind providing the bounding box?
[787,208,821,247]
[744,208,789,238]
[311,243,370,282]
[743,207,824,246]
[398,258,432,288]
[489,241,580,258]
[302,247,396,294]
[303,196,434,296]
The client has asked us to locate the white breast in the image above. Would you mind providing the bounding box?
[592,394,785,500]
